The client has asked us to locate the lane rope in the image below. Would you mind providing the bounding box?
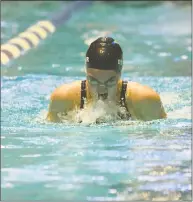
[1,1,92,66]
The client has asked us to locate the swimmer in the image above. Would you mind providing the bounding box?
[46,37,167,122]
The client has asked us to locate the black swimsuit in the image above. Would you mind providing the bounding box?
[80,80,131,120]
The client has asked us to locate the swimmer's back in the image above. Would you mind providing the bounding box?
[128,81,161,102]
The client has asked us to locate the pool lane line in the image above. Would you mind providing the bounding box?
[1,1,93,66]
[1,20,55,65]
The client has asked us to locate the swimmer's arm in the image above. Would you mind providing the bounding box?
[46,100,64,122]
[46,112,60,122]
[46,92,70,123]
[46,82,81,122]
[134,93,167,121]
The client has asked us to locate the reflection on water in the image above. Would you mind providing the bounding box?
[1,75,191,200]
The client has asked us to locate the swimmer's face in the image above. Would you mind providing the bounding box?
[86,68,121,101]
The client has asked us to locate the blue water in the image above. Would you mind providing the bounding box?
[1,1,192,201]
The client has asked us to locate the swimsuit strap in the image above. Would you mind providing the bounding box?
[80,80,87,109]
[120,80,132,118]
[80,80,131,119]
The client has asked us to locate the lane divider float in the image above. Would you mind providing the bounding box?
[1,20,56,65]
[1,1,92,66]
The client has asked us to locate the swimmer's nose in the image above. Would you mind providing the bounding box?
[97,84,107,94]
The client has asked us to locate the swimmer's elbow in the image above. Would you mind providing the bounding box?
[161,109,167,119]
[46,112,53,122]
[152,99,167,120]
[140,95,167,121]
[46,100,61,123]
[46,111,61,123]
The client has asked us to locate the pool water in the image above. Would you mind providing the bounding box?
[1,1,192,201]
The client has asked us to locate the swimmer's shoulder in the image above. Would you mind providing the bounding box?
[48,80,82,117]
[51,80,81,102]
[126,81,160,102]
[125,81,166,120]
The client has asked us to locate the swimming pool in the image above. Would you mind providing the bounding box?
[1,1,192,201]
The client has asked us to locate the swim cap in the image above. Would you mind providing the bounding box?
[86,37,123,72]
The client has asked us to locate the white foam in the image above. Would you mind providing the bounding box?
[160,92,180,105]
[160,92,191,119]
[167,106,191,119]
[58,100,127,125]
[35,91,190,125]
[33,109,48,124]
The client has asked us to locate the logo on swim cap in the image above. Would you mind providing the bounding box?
[99,49,105,54]
[118,59,123,65]
[100,43,106,46]
[86,37,123,72]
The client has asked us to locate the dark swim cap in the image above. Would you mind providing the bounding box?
[86,37,123,72]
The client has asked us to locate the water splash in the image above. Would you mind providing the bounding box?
[160,92,191,119]
[58,100,128,125]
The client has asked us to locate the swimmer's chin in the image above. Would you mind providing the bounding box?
[98,93,108,100]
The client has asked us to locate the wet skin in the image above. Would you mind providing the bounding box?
[47,68,167,122]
